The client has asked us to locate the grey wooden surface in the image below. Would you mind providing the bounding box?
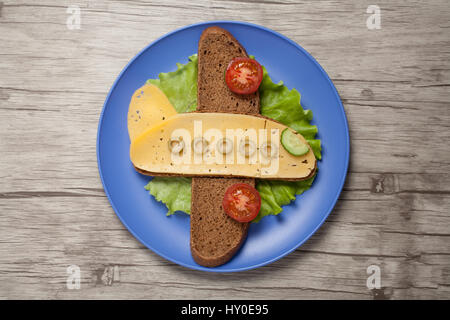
[0,0,449,300]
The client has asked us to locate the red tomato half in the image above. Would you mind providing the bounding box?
[225,57,263,95]
[222,183,261,223]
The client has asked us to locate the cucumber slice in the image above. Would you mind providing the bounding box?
[281,128,309,156]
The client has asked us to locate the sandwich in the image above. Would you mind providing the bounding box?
[128,26,318,267]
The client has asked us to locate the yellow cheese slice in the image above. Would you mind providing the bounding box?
[130,113,316,180]
[127,83,177,141]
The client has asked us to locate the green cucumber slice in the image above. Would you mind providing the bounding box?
[281,128,309,156]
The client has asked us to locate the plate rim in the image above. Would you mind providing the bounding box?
[96,20,350,272]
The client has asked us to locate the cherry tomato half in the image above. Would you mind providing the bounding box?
[225,57,263,95]
[222,183,261,223]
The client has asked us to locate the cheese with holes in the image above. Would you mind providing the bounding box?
[130,113,316,180]
[127,84,177,141]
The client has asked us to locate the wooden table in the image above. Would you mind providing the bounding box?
[1,0,449,300]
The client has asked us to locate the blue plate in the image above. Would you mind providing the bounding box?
[97,21,349,272]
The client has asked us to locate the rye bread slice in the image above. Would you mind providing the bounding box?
[191,26,260,267]
[190,177,252,267]
[197,26,260,114]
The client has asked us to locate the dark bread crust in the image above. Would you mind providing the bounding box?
[134,162,317,181]
[191,26,260,267]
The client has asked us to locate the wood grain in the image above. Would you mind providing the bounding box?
[0,0,449,299]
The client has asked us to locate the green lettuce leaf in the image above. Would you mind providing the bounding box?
[147,54,198,113]
[259,66,321,159]
[254,173,316,222]
[144,55,321,220]
[253,66,320,222]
